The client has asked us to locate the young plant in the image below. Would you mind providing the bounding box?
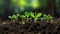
[48,14,54,22]
[20,15,26,20]
[19,14,26,24]
[43,14,49,21]
[43,14,54,22]
[24,12,30,22]
[30,12,42,23]
[8,14,19,22]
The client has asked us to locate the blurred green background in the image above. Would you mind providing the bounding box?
[0,0,59,18]
[55,0,60,16]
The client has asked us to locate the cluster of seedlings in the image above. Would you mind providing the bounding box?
[0,12,60,34]
[8,11,54,24]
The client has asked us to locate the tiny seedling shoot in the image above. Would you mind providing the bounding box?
[30,12,42,23]
[43,14,54,23]
[24,12,30,22]
[8,14,19,22]
[19,15,26,24]
[8,11,54,23]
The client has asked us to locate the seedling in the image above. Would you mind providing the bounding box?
[30,12,42,23]
[43,14,54,22]
[20,12,30,21]
[24,12,30,22]
[19,15,26,24]
[8,11,54,24]
[20,15,26,20]
[43,14,49,21]
[8,14,19,22]
[48,14,54,22]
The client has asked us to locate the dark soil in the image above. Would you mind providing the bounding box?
[0,19,60,34]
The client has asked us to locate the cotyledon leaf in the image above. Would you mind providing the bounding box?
[36,13,42,18]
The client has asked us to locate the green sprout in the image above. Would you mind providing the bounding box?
[20,15,26,20]
[24,12,30,22]
[43,14,49,21]
[8,14,19,22]
[20,15,26,24]
[20,12,30,22]
[43,14,54,22]
[48,14,54,22]
[30,12,42,23]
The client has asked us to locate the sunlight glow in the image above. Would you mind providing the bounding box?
[18,0,27,7]
[31,0,40,8]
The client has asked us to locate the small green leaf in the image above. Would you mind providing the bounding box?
[43,14,49,20]
[30,12,35,18]
[36,13,42,18]
[43,14,47,18]
[48,14,54,19]
[49,16,53,19]
[25,12,30,17]
[8,16,12,19]
[30,13,35,18]
[46,16,49,19]
[20,15,26,19]
[16,14,19,17]
[12,15,17,20]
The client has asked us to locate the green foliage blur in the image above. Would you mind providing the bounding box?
[0,0,48,17]
[0,0,4,6]
[55,0,60,8]
[10,0,48,13]
[11,0,47,8]
[0,0,4,16]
